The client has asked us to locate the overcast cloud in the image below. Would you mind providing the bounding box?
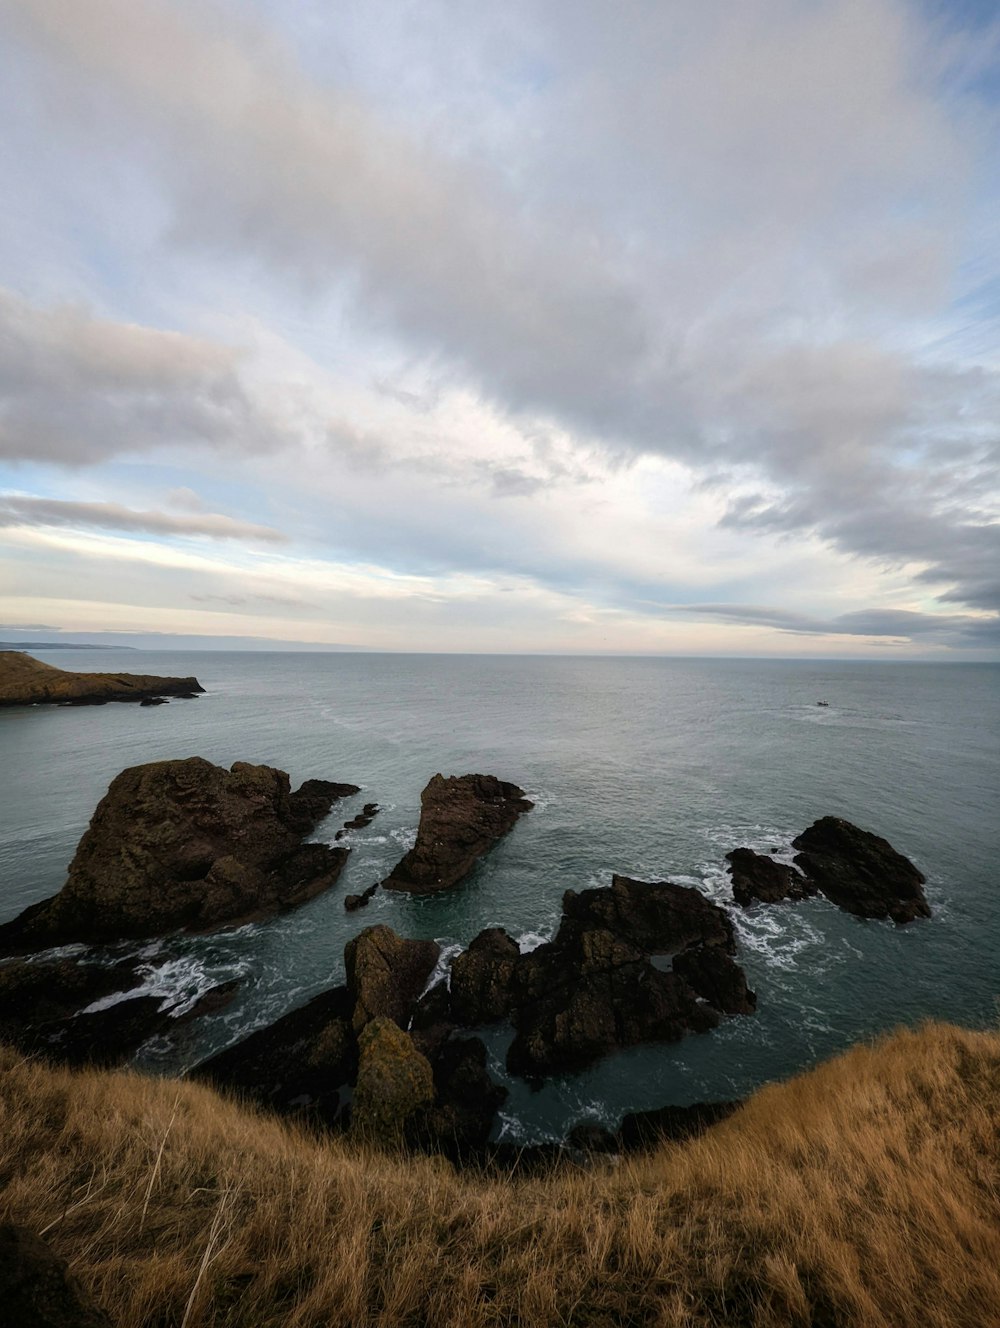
[0,0,997,653]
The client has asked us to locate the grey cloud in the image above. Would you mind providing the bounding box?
[0,287,270,464]
[674,602,994,648]
[3,0,999,634]
[0,494,287,542]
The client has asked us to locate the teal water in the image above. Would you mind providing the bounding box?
[1,651,997,1141]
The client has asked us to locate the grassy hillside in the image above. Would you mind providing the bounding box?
[1,1022,998,1327]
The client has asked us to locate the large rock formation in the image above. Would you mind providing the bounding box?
[439,876,756,1079]
[0,650,203,707]
[383,773,533,894]
[344,925,440,1033]
[0,759,358,949]
[792,817,930,923]
[726,848,815,906]
[0,1224,112,1328]
[407,1035,509,1159]
[351,1017,435,1144]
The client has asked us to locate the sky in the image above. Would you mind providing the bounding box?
[0,0,998,657]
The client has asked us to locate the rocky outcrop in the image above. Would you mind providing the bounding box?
[351,1017,435,1144]
[501,877,754,1078]
[336,803,380,838]
[792,817,930,923]
[0,1224,112,1328]
[449,927,520,1025]
[0,758,357,950]
[344,925,440,1033]
[0,956,241,1069]
[726,848,814,906]
[0,650,203,707]
[193,986,357,1127]
[383,774,533,894]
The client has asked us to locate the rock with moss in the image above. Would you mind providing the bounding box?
[344,924,440,1033]
[0,758,358,950]
[351,1017,435,1144]
[449,927,520,1025]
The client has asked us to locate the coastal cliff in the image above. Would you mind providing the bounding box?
[0,1022,996,1327]
[0,651,204,706]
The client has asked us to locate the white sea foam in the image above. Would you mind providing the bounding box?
[82,953,252,1018]
[390,826,417,851]
[422,940,464,995]
[515,929,553,953]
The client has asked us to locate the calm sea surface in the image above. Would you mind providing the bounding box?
[1,651,997,1140]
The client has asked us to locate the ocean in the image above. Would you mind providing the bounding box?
[1,650,997,1141]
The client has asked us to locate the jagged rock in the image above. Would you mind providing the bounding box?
[344,882,380,911]
[500,878,753,1079]
[288,779,361,827]
[344,925,440,1033]
[562,875,736,953]
[139,696,168,706]
[0,758,356,950]
[176,979,242,1022]
[0,650,203,708]
[383,773,533,894]
[0,1224,112,1327]
[351,1017,434,1144]
[408,1035,508,1158]
[340,803,381,833]
[792,817,930,923]
[193,986,356,1127]
[726,848,815,906]
[507,925,722,1078]
[409,982,456,1060]
[449,927,520,1025]
[617,1099,742,1151]
[671,946,757,1015]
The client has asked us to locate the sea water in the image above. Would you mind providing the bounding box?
[1,651,997,1141]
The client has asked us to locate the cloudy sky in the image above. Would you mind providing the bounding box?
[0,0,998,656]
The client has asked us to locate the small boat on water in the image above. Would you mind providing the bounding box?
[816,700,829,707]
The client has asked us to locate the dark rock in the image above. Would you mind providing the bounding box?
[47,995,172,1068]
[0,758,356,950]
[671,945,756,1015]
[567,1122,618,1154]
[0,1224,112,1327]
[617,1100,742,1151]
[792,816,930,923]
[0,649,204,708]
[351,1017,434,1144]
[139,696,168,706]
[506,925,722,1078]
[449,927,520,1025]
[383,773,533,895]
[193,986,356,1127]
[287,778,360,828]
[408,1035,508,1159]
[341,802,381,832]
[561,875,736,953]
[726,848,815,906]
[501,877,753,1079]
[409,981,455,1060]
[344,882,380,911]
[344,925,440,1033]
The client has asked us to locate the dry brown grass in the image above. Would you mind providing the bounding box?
[1,1021,999,1327]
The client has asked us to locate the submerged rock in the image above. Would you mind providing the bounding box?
[792,817,930,923]
[383,773,533,894]
[351,1017,435,1144]
[344,924,440,1033]
[0,649,203,708]
[726,847,815,906]
[0,758,357,949]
